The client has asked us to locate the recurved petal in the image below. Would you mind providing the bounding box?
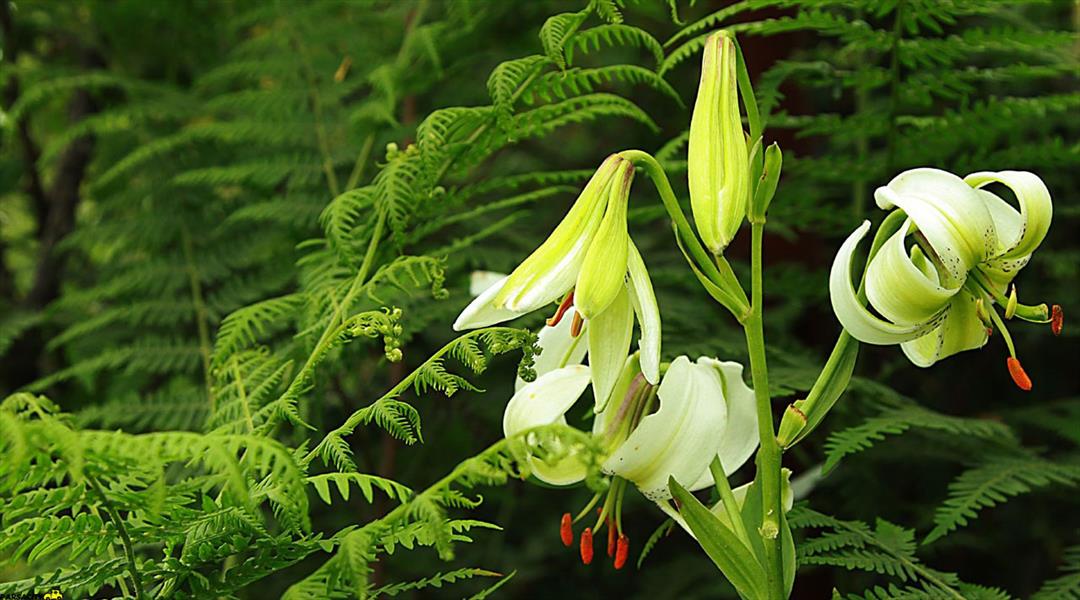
[965,170,1052,261]
[874,168,996,284]
[453,276,526,331]
[503,365,591,486]
[900,288,989,367]
[687,358,758,491]
[864,219,958,326]
[603,356,728,501]
[588,286,635,412]
[830,221,943,345]
[626,241,661,384]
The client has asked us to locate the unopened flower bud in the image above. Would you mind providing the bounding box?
[688,31,750,254]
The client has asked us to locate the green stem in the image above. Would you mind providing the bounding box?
[745,221,784,600]
[709,456,753,551]
[617,149,749,317]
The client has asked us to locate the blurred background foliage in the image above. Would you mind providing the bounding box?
[0,0,1077,598]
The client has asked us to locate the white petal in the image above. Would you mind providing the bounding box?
[503,365,591,486]
[453,276,526,331]
[603,356,728,501]
[626,241,661,384]
[829,221,942,345]
[965,170,1052,260]
[864,219,957,326]
[515,307,588,391]
[875,168,995,283]
[901,288,988,367]
[688,358,758,491]
[587,286,634,412]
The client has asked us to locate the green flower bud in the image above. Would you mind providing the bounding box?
[688,31,750,254]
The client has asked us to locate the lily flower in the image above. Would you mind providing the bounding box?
[688,30,751,254]
[830,168,1056,388]
[502,353,758,567]
[454,155,661,409]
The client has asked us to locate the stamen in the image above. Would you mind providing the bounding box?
[607,517,616,557]
[560,513,574,547]
[580,527,594,565]
[1005,285,1018,319]
[546,291,575,327]
[570,312,584,337]
[1051,304,1063,336]
[1006,357,1032,391]
[614,534,629,570]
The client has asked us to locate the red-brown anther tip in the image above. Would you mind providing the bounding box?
[546,292,576,328]
[580,527,594,565]
[1051,304,1063,336]
[560,513,574,547]
[570,312,584,337]
[606,519,616,557]
[1006,357,1032,391]
[614,535,629,570]
[985,327,993,337]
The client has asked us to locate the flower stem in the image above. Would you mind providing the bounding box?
[617,149,749,316]
[745,220,785,600]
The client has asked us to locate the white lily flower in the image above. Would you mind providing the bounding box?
[453,155,661,409]
[830,168,1055,382]
[505,355,757,493]
[602,356,758,501]
[502,353,759,567]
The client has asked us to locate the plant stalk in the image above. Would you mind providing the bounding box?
[745,220,785,600]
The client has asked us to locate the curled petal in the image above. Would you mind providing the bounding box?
[626,241,661,384]
[453,276,525,331]
[830,221,943,345]
[603,356,728,501]
[965,170,1052,260]
[874,168,995,284]
[588,286,634,412]
[503,365,591,486]
[865,219,957,326]
[901,289,989,367]
[687,358,758,490]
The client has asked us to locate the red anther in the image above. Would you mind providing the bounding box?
[1051,304,1063,336]
[580,527,594,565]
[547,292,576,327]
[614,535,629,570]
[560,513,573,547]
[985,327,993,337]
[606,519,616,557]
[570,312,584,337]
[1006,357,1032,391]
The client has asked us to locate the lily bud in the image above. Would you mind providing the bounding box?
[749,142,782,223]
[776,401,808,448]
[688,30,750,254]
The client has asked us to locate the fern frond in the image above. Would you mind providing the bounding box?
[924,454,1080,544]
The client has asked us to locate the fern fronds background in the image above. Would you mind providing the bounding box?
[0,0,1076,598]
